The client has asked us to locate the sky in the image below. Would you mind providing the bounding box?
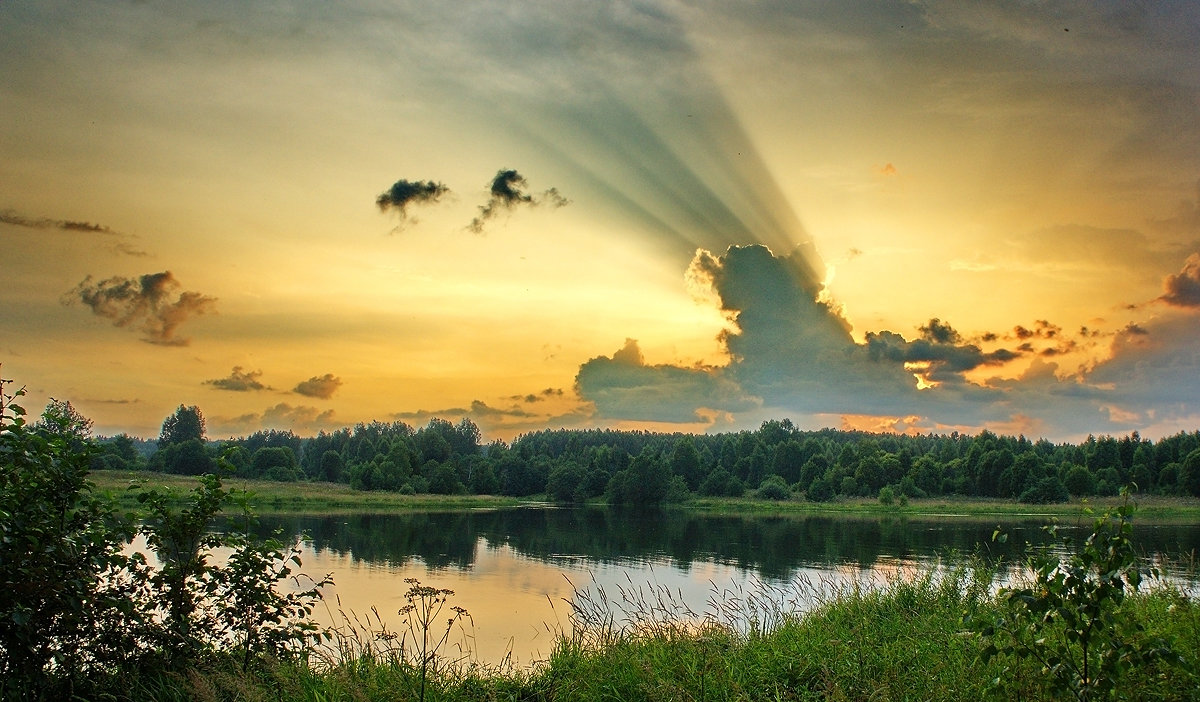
[2,0,1199,444]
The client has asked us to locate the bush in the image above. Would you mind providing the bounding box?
[0,378,332,697]
[1018,476,1069,504]
[756,475,791,501]
[806,477,835,502]
[973,490,1182,700]
[0,382,135,696]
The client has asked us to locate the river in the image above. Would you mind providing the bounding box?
[249,506,1200,668]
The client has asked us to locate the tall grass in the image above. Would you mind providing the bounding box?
[120,558,1200,701]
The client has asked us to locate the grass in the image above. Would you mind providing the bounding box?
[92,469,1200,520]
[119,560,1200,701]
[90,470,532,513]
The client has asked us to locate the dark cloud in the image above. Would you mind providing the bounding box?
[204,366,269,392]
[863,330,1021,384]
[64,271,216,346]
[1,208,147,256]
[293,373,342,399]
[575,338,759,423]
[1,209,117,234]
[375,179,449,228]
[468,169,569,233]
[919,318,962,344]
[1158,253,1200,308]
[510,387,565,403]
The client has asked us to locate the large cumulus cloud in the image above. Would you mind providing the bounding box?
[576,244,1041,431]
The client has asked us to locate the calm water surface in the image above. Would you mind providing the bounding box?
[256,507,1200,667]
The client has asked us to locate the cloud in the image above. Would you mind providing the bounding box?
[1,209,118,234]
[64,271,216,346]
[575,337,760,423]
[293,373,342,399]
[572,244,1078,433]
[204,366,269,392]
[1158,253,1200,308]
[508,387,565,403]
[467,169,569,233]
[1,208,147,256]
[375,179,449,229]
[216,403,338,435]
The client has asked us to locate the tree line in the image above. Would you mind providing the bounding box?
[90,404,1200,505]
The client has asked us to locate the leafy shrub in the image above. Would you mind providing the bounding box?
[756,475,791,501]
[973,490,1182,700]
[1018,476,1069,504]
[806,477,835,502]
[0,383,136,697]
[0,377,331,697]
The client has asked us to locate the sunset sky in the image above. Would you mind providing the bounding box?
[3,1,1199,443]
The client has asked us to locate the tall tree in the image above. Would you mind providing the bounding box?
[158,405,205,448]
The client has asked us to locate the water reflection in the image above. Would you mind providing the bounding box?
[257,507,1199,667]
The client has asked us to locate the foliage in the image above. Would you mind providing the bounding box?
[158,403,206,449]
[1018,475,1070,504]
[35,397,94,441]
[0,380,135,698]
[137,400,1200,509]
[0,376,331,697]
[972,489,1182,700]
[756,474,791,501]
[133,469,333,669]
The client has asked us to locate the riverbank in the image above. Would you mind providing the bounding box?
[90,469,1200,520]
[103,564,1200,701]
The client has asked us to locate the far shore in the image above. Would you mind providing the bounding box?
[88,469,1200,521]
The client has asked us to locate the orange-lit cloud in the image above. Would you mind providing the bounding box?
[293,374,343,399]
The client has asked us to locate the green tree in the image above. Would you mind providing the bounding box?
[426,462,464,494]
[319,449,345,482]
[669,436,704,491]
[547,461,587,502]
[1064,464,1096,497]
[36,398,93,441]
[158,404,205,449]
[157,438,216,475]
[251,446,301,481]
[1180,449,1200,497]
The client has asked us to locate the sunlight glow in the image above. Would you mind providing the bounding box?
[903,361,938,390]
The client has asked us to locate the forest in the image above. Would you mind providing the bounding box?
[90,403,1200,506]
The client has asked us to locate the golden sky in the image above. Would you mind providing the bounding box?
[3,1,1199,443]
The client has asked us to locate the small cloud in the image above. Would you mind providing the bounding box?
[878,162,898,176]
[509,387,565,404]
[293,373,342,399]
[63,271,216,346]
[204,366,269,392]
[918,318,962,344]
[468,169,569,234]
[375,179,449,230]
[1,208,148,256]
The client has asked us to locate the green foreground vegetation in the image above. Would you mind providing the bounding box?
[5,379,1200,700]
